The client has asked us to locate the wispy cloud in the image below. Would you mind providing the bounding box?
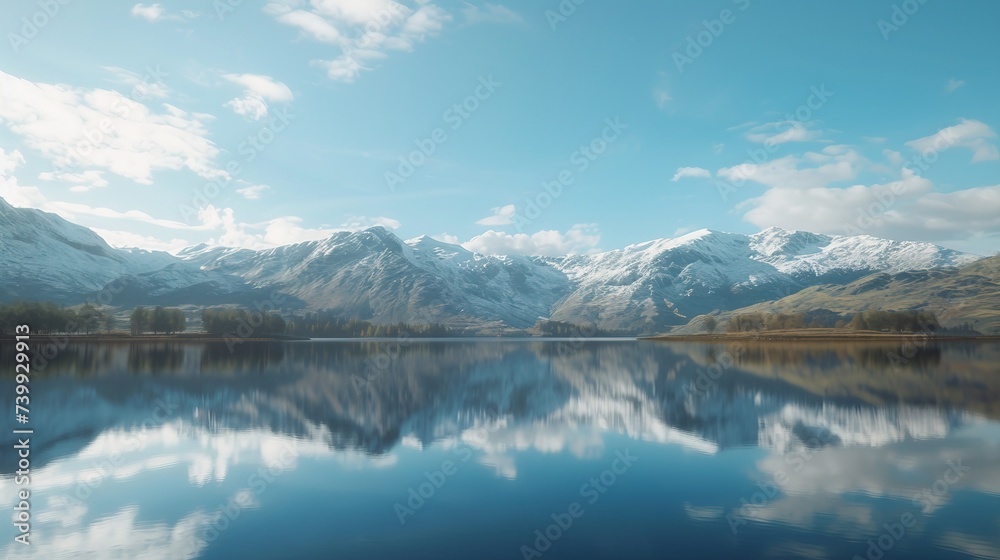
[222,73,294,120]
[235,184,270,200]
[460,2,522,25]
[906,118,999,162]
[131,3,165,21]
[38,170,109,192]
[672,167,711,182]
[475,204,516,226]
[945,78,965,94]
[745,121,825,146]
[130,3,198,22]
[264,0,452,83]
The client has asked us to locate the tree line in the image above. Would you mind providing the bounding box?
[202,307,287,336]
[724,310,942,334]
[285,311,458,338]
[533,320,636,337]
[130,306,187,335]
[0,302,112,334]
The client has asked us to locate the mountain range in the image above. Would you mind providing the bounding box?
[0,196,986,334]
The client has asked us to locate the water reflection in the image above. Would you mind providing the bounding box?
[1,340,998,559]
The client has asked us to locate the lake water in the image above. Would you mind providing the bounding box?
[2,339,999,559]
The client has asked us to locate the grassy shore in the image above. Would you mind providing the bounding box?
[641,328,1000,342]
[0,332,310,342]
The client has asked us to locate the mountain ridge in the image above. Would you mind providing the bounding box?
[0,196,986,333]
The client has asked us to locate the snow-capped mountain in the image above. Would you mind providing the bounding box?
[546,228,979,330]
[0,196,981,331]
[0,197,175,302]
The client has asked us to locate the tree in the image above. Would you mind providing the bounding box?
[149,307,165,334]
[77,304,102,334]
[703,316,717,333]
[169,308,186,334]
[131,307,149,335]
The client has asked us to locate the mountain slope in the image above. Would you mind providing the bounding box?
[677,254,1000,334]
[548,228,980,332]
[0,198,176,302]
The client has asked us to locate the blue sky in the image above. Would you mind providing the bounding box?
[1,0,998,256]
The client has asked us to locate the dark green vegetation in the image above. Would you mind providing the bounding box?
[0,302,112,334]
[202,307,285,336]
[130,306,187,334]
[532,320,637,337]
[284,310,459,338]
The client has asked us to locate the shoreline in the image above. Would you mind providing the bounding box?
[0,333,311,342]
[640,329,1000,343]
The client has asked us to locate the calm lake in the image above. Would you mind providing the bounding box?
[2,339,999,559]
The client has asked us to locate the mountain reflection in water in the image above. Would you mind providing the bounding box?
[1,339,998,560]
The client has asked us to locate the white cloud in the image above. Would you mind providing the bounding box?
[945,78,965,94]
[1,149,401,253]
[235,184,270,200]
[0,70,224,185]
[131,3,165,21]
[104,66,170,100]
[0,148,26,176]
[223,73,293,121]
[197,205,343,249]
[271,8,345,43]
[38,170,109,192]
[223,73,294,102]
[224,95,269,120]
[671,167,711,182]
[340,215,402,230]
[654,87,672,109]
[460,3,522,25]
[265,0,452,82]
[0,153,215,238]
[729,132,1000,246]
[741,167,934,236]
[475,204,515,226]
[433,233,461,245]
[462,224,601,257]
[905,118,999,163]
[745,121,824,146]
[718,146,864,191]
[92,228,192,253]
[130,3,197,22]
